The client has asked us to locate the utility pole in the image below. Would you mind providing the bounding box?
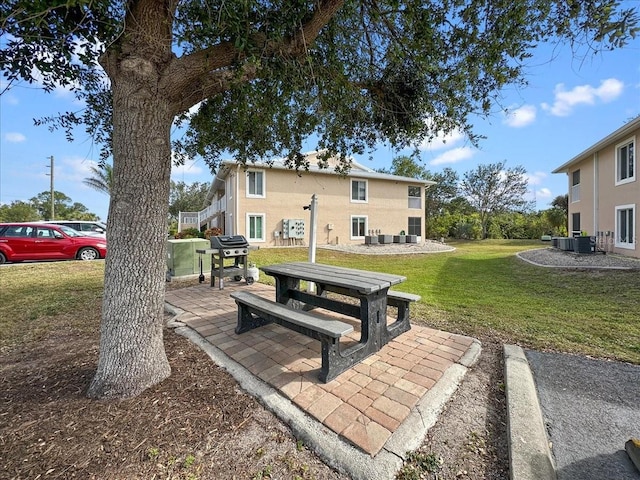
[46,156,54,219]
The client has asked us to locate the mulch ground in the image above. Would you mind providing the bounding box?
[1,276,509,479]
[1,323,347,480]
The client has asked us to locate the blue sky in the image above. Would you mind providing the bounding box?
[1,28,639,221]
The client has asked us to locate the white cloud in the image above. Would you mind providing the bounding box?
[418,119,466,152]
[541,78,624,117]
[526,171,547,186]
[418,125,466,152]
[537,187,552,199]
[4,132,26,143]
[429,146,476,166]
[57,154,205,184]
[503,105,536,128]
[59,157,100,183]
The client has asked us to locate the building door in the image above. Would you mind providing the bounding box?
[571,212,581,237]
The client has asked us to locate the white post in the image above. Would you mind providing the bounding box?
[307,194,318,293]
[309,194,318,264]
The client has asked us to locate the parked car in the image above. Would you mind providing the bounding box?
[39,220,107,238]
[0,223,107,264]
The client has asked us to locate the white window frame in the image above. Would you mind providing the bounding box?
[350,179,368,203]
[408,185,422,209]
[408,216,422,236]
[615,136,635,186]
[350,215,368,240]
[570,169,580,203]
[615,204,635,250]
[246,169,266,198]
[246,213,265,242]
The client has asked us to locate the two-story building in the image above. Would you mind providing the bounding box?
[182,151,433,247]
[553,117,638,258]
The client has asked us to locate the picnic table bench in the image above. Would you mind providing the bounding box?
[230,262,420,382]
[231,291,354,382]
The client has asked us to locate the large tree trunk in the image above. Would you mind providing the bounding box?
[87,64,173,399]
[84,0,341,399]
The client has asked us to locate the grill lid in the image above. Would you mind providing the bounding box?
[210,235,249,249]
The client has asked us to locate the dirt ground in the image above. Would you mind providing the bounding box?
[1,281,509,479]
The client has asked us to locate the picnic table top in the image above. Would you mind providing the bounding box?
[260,261,405,295]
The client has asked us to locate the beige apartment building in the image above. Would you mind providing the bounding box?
[553,116,638,258]
[183,151,433,247]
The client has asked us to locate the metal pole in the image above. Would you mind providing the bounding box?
[46,156,54,219]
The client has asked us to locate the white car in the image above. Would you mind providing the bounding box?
[39,220,107,238]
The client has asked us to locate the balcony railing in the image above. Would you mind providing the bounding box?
[177,195,227,232]
[570,184,580,203]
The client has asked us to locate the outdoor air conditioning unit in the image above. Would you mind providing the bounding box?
[558,237,574,251]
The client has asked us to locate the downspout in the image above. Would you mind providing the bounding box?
[593,151,599,235]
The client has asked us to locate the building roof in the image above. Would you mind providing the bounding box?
[552,116,640,174]
[207,151,434,200]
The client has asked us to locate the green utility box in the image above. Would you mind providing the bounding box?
[166,238,211,277]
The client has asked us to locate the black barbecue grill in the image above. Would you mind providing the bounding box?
[210,235,250,257]
[196,235,252,289]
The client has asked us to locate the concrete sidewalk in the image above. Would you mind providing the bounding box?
[165,281,481,480]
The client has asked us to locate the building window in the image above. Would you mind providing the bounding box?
[570,169,580,203]
[351,216,367,239]
[408,186,422,209]
[247,214,265,242]
[351,179,368,203]
[615,204,635,249]
[408,217,421,236]
[246,170,265,198]
[616,137,635,185]
[571,212,581,236]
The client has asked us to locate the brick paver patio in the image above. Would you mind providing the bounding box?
[165,281,477,456]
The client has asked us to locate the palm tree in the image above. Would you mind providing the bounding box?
[83,163,113,195]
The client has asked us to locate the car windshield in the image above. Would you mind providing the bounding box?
[58,225,83,237]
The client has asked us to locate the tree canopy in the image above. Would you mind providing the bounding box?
[0,192,99,222]
[3,1,638,167]
[83,163,113,196]
[30,191,100,221]
[1,0,637,399]
[0,200,40,222]
[168,181,210,222]
[460,161,531,238]
[376,155,428,179]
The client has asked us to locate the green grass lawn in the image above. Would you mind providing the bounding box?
[251,240,640,364]
[2,240,639,364]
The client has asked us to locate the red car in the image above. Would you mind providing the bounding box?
[0,222,107,264]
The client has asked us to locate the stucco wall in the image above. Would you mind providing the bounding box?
[565,126,638,258]
[231,166,424,246]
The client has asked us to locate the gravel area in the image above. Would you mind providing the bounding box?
[318,240,455,255]
[319,241,640,270]
[517,247,640,269]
